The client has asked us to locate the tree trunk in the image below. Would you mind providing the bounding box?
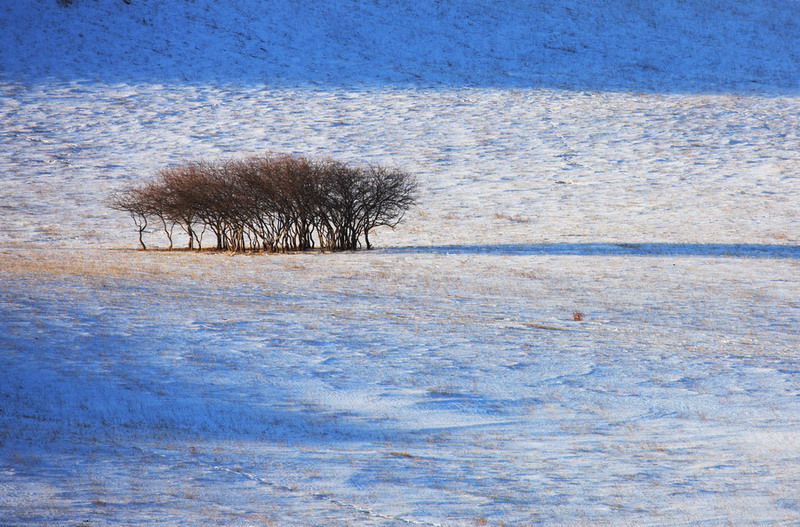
[138,225,147,250]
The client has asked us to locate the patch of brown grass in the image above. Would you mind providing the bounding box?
[522,322,563,331]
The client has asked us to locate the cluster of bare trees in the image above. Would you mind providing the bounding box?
[110,154,418,252]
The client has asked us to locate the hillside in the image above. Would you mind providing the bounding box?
[2,0,800,92]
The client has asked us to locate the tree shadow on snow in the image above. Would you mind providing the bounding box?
[384,242,800,259]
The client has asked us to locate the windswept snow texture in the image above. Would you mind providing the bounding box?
[1,1,800,526]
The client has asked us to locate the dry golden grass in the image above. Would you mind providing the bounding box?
[0,247,208,284]
[0,248,139,279]
[521,322,564,331]
[387,451,415,458]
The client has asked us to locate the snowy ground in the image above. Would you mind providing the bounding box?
[2,1,800,525]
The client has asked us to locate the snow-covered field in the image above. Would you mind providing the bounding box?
[1,1,799,525]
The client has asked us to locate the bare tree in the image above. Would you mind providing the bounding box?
[111,154,417,252]
[360,165,418,250]
[156,164,207,250]
[109,187,153,250]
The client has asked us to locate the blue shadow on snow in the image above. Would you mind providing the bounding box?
[383,243,800,259]
[1,0,799,94]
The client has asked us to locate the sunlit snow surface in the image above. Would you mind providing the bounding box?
[2,1,800,525]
